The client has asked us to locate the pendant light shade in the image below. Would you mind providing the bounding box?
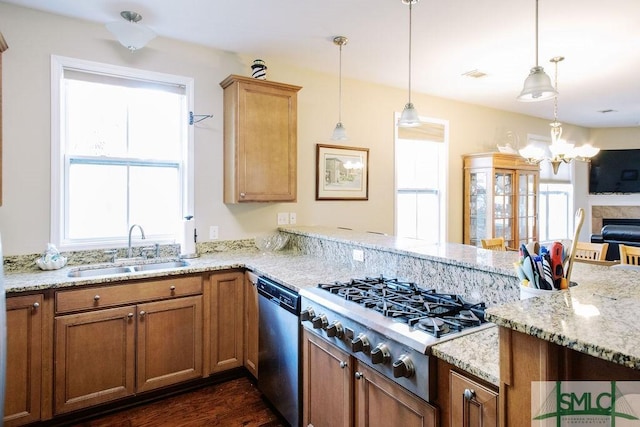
[517,0,557,102]
[331,36,348,140]
[106,11,156,51]
[398,0,421,128]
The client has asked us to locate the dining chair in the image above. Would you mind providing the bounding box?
[573,242,609,261]
[481,237,506,251]
[619,244,640,265]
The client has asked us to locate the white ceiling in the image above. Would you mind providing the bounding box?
[3,0,639,128]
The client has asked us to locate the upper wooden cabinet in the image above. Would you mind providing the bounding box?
[463,152,539,249]
[220,75,301,203]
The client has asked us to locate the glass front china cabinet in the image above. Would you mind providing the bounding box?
[463,152,539,249]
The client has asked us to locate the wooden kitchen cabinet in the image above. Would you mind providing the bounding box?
[450,370,498,427]
[53,275,203,415]
[4,294,43,427]
[302,328,352,427]
[302,329,437,427]
[244,271,259,378]
[355,361,438,427]
[220,75,301,203]
[208,271,245,373]
[464,152,539,249]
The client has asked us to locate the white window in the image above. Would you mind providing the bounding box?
[51,56,194,250]
[394,116,448,244]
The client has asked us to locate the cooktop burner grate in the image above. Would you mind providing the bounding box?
[318,275,487,338]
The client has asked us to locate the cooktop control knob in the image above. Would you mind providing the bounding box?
[326,321,344,338]
[311,314,329,330]
[392,355,415,378]
[300,307,316,322]
[370,343,391,365]
[351,334,371,353]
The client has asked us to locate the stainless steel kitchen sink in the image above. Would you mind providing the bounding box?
[132,260,190,271]
[67,260,190,278]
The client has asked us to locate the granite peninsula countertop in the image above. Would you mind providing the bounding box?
[486,261,640,371]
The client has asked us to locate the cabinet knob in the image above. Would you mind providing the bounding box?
[94,295,100,301]
[32,302,40,310]
[240,192,246,198]
[170,285,176,291]
[463,388,476,401]
[127,313,134,319]
[339,361,348,369]
[139,310,146,317]
[354,371,364,380]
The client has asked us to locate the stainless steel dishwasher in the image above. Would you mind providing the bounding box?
[257,276,301,427]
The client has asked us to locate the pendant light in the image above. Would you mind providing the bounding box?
[331,36,348,140]
[106,11,156,52]
[517,0,557,102]
[398,0,421,127]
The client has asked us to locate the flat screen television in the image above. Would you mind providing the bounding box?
[589,149,640,194]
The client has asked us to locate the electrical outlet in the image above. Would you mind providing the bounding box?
[353,249,364,262]
[209,225,219,240]
[289,212,297,224]
[277,212,290,225]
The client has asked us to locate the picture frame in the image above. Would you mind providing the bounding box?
[316,144,369,200]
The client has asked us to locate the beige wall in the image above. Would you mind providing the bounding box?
[0,3,637,255]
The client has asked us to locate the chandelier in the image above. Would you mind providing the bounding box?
[519,56,600,174]
[331,36,348,140]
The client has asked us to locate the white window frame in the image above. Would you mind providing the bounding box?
[393,113,449,244]
[50,55,195,251]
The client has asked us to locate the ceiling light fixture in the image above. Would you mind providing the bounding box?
[331,36,348,141]
[106,11,156,52]
[519,56,600,174]
[517,0,557,102]
[398,0,421,128]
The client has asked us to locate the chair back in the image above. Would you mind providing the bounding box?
[573,242,609,261]
[481,237,505,251]
[619,244,640,265]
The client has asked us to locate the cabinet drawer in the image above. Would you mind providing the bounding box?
[56,275,203,314]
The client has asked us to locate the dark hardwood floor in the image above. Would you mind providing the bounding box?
[67,376,287,427]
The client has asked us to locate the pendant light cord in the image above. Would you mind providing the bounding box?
[338,42,343,123]
[534,0,539,67]
[407,0,413,104]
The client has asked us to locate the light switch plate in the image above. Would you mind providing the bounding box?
[289,212,297,224]
[209,226,219,240]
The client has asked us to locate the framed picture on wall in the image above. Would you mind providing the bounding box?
[316,144,369,200]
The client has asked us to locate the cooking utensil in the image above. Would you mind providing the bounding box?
[564,208,585,283]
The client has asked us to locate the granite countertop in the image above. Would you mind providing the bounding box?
[431,326,499,386]
[486,261,640,370]
[4,245,500,383]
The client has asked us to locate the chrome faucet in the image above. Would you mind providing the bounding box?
[128,224,146,258]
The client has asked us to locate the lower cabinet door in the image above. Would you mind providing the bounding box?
[302,329,352,427]
[54,305,136,415]
[355,361,438,427]
[450,370,498,427]
[5,294,43,426]
[136,296,203,392]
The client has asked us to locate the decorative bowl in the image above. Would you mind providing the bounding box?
[255,233,289,252]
